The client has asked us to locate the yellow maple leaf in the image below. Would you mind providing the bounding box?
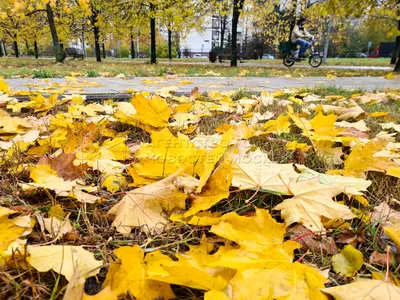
[0,79,9,93]
[0,116,32,134]
[334,139,400,178]
[264,114,291,135]
[26,245,102,281]
[145,241,234,291]
[197,129,234,192]
[385,72,394,79]
[0,207,33,265]
[133,128,206,180]
[204,289,230,300]
[231,149,302,195]
[107,169,187,234]
[210,208,288,252]
[322,279,400,300]
[102,174,127,193]
[103,245,174,299]
[286,140,310,152]
[384,222,400,249]
[114,93,171,130]
[184,159,232,217]
[211,244,328,299]
[274,177,356,230]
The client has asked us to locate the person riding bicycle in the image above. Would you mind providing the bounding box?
[291,17,314,60]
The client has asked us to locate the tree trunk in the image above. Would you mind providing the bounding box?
[231,0,244,67]
[46,4,64,62]
[392,13,400,65]
[130,34,135,59]
[323,18,332,64]
[25,40,30,55]
[91,10,101,62]
[168,28,172,60]
[391,37,399,65]
[150,5,156,64]
[13,40,19,58]
[102,43,106,59]
[394,8,400,71]
[3,41,7,56]
[34,40,39,59]
[0,41,3,57]
[220,15,227,49]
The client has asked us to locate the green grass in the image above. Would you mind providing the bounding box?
[86,70,99,77]
[0,57,394,79]
[32,69,54,78]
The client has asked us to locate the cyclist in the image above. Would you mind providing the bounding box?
[291,17,314,60]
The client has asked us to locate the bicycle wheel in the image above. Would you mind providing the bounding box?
[309,54,322,68]
[283,53,295,67]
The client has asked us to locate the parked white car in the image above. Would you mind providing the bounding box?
[192,54,208,58]
[262,54,275,59]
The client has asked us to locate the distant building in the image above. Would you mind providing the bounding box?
[178,12,252,58]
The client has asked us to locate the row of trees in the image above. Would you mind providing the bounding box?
[0,0,400,70]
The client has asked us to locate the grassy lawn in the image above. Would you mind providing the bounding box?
[101,57,392,67]
[0,57,393,79]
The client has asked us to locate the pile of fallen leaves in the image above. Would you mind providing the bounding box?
[1,78,400,299]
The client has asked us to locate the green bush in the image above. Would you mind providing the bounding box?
[119,45,130,58]
[157,43,177,58]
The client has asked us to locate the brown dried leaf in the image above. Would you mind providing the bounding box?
[38,153,88,180]
[292,148,307,165]
[371,202,400,227]
[369,250,393,267]
[288,224,338,255]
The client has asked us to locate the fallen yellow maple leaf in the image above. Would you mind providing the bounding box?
[0,206,33,265]
[26,245,102,281]
[274,177,356,230]
[102,245,174,299]
[184,159,232,217]
[146,240,235,291]
[107,169,187,234]
[210,208,288,252]
[322,279,400,300]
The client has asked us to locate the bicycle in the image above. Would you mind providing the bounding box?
[282,39,322,68]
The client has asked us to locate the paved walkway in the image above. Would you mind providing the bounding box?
[5,76,400,96]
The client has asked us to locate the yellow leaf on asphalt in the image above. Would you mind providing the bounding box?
[26,245,102,281]
[332,245,363,277]
[322,279,400,300]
